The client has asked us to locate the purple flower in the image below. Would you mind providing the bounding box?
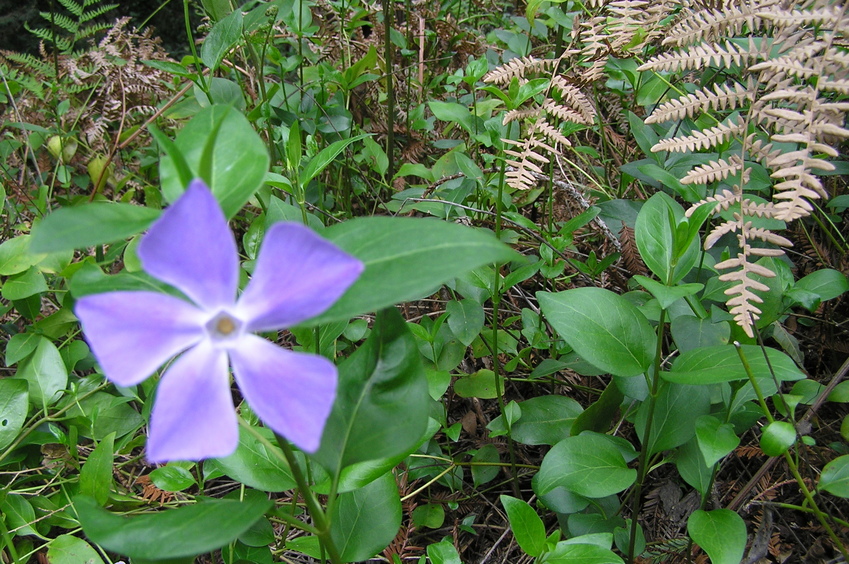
[75,180,363,462]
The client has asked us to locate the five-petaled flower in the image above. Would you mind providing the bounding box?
[75,180,363,462]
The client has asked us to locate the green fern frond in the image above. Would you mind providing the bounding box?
[80,3,119,24]
[57,0,84,17]
[38,11,79,34]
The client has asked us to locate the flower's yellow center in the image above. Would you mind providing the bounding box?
[216,317,236,335]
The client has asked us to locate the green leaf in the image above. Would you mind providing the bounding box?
[330,471,401,562]
[490,395,583,446]
[794,269,849,303]
[500,495,546,557]
[543,541,624,564]
[4,332,41,366]
[695,415,739,467]
[1,493,39,537]
[571,383,624,435]
[635,381,710,456]
[150,465,197,492]
[79,432,115,506]
[160,105,269,218]
[536,432,636,498]
[538,288,655,377]
[208,426,295,492]
[632,276,703,310]
[454,369,503,399]
[0,235,41,275]
[75,495,272,559]
[2,266,47,300]
[676,437,713,495]
[411,504,445,529]
[47,534,105,564]
[429,101,474,133]
[311,217,519,325]
[819,455,849,497]
[16,336,67,408]
[760,421,796,457]
[0,379,28,450]
[201,8,243,72]
[665,344,805,385]
[315,308,429,473]
[687,509,746,564]
[29,203,160,253]
[300,134,369,187]
[670,315,729,353]
[446,299,485,346]
[471,444,500,487]
[635,192,699,284]
[427,540,463,564]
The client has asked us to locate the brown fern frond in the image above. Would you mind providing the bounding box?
[503,107,544,125]
[483,56,559,85]
[646,81,755,124]
[652,119,746,153]
[639,38,761,72]
[549,77,596,123]
[681,155,745,184]
[663,1,774,48]
[533,119,572,147]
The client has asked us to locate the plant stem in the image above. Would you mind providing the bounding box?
[273,434,343,564]
[627,308,667,563]
[735,343,849,560]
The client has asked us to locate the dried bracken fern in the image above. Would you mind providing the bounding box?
[641,0,849,337]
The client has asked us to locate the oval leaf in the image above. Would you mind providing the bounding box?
[536,432,636,498]
[29,204,160,253]
[538,288,654,377]
[688,509,746,564]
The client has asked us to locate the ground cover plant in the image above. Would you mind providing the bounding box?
[1,0,848,562]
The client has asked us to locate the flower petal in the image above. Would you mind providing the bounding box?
[138,179,239,310]
[75,291,205,386]
[236,223,364,331]
[146,342,238,462]
[230,334,336,452]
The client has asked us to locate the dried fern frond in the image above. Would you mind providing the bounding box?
[663,1,773,47]
[652,119,746,153]
[483,56,559,85]
[639,38,761,72]
[646,81,755,124]
[681,155,745,184]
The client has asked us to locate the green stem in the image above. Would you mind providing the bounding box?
[184,0,209,94]
[627,308,667,563]
[273,434,342,564]
[735,343,849,560]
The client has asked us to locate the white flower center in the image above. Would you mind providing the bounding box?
[205,311,244,342]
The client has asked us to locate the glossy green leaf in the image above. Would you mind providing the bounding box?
[330,471,401,562]
[536,432,636,498]
[5,332,41,366]
[79,432,115,506]
[201,8,243,72]
[760,421,796,457]
[538,288,655,377]
[0,235,41,275]
[312,217,518,325]
[300,134,369,187]
[490,395,583,446]
[665,345,805,385]
[670,315,729,353]
[794,269,848,302]
[446,298,485,346]
[571,382,624,435]
[427,540,463,564]
[315,308,429,473]
[0,493,38,537]
[16,336,67,408]
[47,534,105,564]
[687,509,746,564]
[471,444,500,487]
[819,455,849,497]
[429,100,474,133]
[632,276,703,310]
[635,192,699,284]
[501,495,546,557]
[454,369,503,399]
[160,105,269,218]
[2,266,47,300]
[543,541,624,564]
[676,437,713,495]
[208,426,295,492]
[0,379,28,450]
[412,504,445,529]
[76,495,272,559]
[29,204,160,253]
[695,415,739,467]
[635,381,710,455]
[150,465,197,492]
